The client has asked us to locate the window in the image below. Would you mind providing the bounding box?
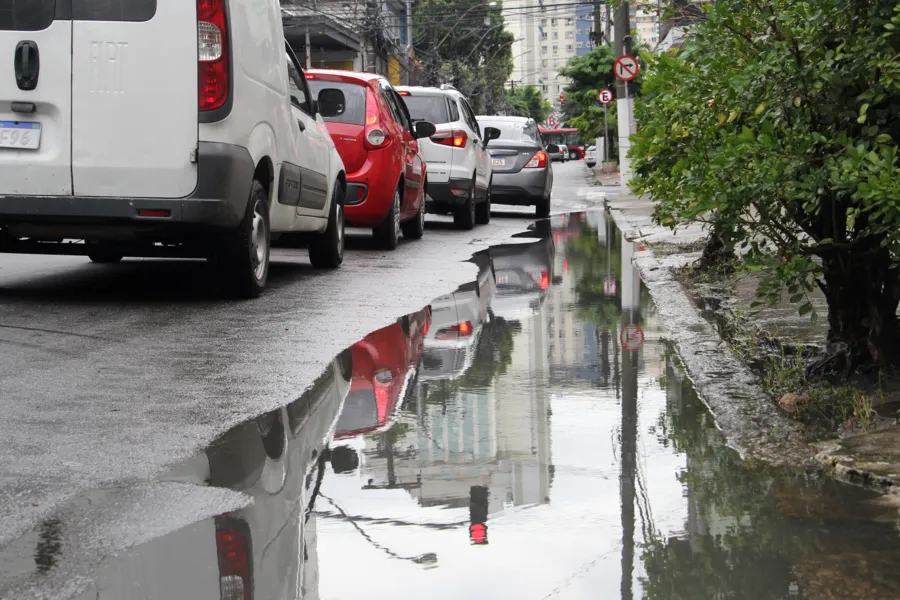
[307,80,366,125]
[72,0,157,21]
[542,46,548,55]
[566,44,573,52]
[448,98,460,122]
[380,83,404,126]
[551,18,557,25]
[566,18,573,25]
[541,31,547,40]
[404,94,451,124]
[542,59,548,67]
[552,45,558,54]
[552,31,558,40]
[459,98,480,136]
[566,30,573,39]
[541,85,548,93]
[286,52,311,114]
[540,18,547,25]
[1,0,158,29]
[576,41,583,48]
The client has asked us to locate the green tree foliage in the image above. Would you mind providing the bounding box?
[629,0,900,375]
[413,0,514,113]
[506,85,553,123]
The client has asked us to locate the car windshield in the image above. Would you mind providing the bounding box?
[403,95,450,125]
[307,79,367,126]
[479,121,539,143]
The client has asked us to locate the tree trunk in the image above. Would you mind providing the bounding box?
[809,246,900,379]
[699,225,733,269]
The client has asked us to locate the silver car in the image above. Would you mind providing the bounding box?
[477,115,554,218]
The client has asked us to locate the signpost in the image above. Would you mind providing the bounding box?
[603,276,617,297]
[598,88,613,167]
[620,324,644,352]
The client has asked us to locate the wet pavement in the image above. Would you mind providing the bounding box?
[4,165,900,599]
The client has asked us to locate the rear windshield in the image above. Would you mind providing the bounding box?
[335,390,377,435]
[403,95,450,125]
[307,80,366,126]
[480,120,540,143]
[1,0,157,30]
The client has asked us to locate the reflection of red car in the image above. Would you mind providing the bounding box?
[306,70,434,250]
[335,307,430,439]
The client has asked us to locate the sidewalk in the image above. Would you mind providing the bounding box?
[596,173,900,495]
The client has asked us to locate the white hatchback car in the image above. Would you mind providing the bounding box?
[396,85,499,229]
[0,0,347,297]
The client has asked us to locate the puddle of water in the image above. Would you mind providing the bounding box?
[5,211,900,600]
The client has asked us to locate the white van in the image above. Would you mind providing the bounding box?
[0,0,347,297]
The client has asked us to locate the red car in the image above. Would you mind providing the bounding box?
[306,71,435,250]
[334,307,431,440]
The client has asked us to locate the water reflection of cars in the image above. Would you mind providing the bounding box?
[333,308,431,441]
[420,250,495,382]
[75,353,352,600]
[490,234,555,321]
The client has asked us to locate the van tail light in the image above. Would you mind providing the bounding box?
[363,90,390,150]
[431,130,467,148]
[198,0,229,112]
[525,150,548,168]
[216,518,252,600]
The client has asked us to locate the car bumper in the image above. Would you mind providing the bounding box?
[490,169,549,205]
[0,142,254,233]
[426,178,471,206]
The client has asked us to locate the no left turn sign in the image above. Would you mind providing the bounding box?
[598,88,613,104]
[614,55,639,81]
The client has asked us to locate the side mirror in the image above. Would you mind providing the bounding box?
[484,126,501,142]
[414,120,437,139]
[546,143,560,153]
[317,88,346,118]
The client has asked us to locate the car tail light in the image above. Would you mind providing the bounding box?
[198,0,229,112]
[216,519,252,600]
[398,90,410,96]
[525,150,548,168]
[435,321,473,340]
[363,91,390,150]
[431,130,467,148]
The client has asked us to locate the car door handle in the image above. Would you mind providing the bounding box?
[14,41,40,91]
[297,119,306,132]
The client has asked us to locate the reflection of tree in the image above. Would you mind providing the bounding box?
[564,222,653,331]
[641,347,900,599]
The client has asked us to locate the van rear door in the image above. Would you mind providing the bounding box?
[71,0,198,198]
[0,2,73,196]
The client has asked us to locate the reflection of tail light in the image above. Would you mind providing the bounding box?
[540,271,550,290]
[216,518,252,600]
[435,321,473,340]
[374,369,392,418]
[469,485,489,545]
[422,321,430,336]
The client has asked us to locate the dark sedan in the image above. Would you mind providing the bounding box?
[477,115,554,218]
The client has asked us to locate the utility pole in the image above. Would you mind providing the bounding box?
[614,2,634,184]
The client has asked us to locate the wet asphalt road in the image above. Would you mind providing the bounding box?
[0,162,602,598]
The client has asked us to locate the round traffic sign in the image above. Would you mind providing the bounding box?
[614,55,639,81]
[598,88,614,104]
[620,324,644,352]
[602,276,617,297]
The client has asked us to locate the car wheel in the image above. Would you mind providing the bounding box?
[536,195,551,219]
[309,183,345,269]
[475,177,491,225]
[87,243,123,264]
[214,179,270,298]
[400,178,426,240]
[453,177,476,230]
[374,186,402,250]
[570,150,578,160]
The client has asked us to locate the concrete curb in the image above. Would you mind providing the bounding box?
[592,190,814,466]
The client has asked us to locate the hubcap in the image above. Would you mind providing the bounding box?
[393,191,401,240]
[251,201,268,280]
[335,204,345,256]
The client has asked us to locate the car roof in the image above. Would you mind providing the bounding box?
[476,115,531,123]
[396,85,461,98]
[306,69,385,85]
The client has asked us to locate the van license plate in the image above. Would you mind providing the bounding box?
[491,158,505,166]
[0,121,42,150]
[496,273,509,285]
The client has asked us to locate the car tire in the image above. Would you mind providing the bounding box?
[400,179,426,240]
[214,179,270,298]
[536,195,551,219]
[309,183,345,269]
[475,177,491,225]
[570,150,578,160]
[374,186,402,250]
[87,244,123,264]
[453,177,476,230]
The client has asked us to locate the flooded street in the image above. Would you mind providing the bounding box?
[6,208,900,599]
